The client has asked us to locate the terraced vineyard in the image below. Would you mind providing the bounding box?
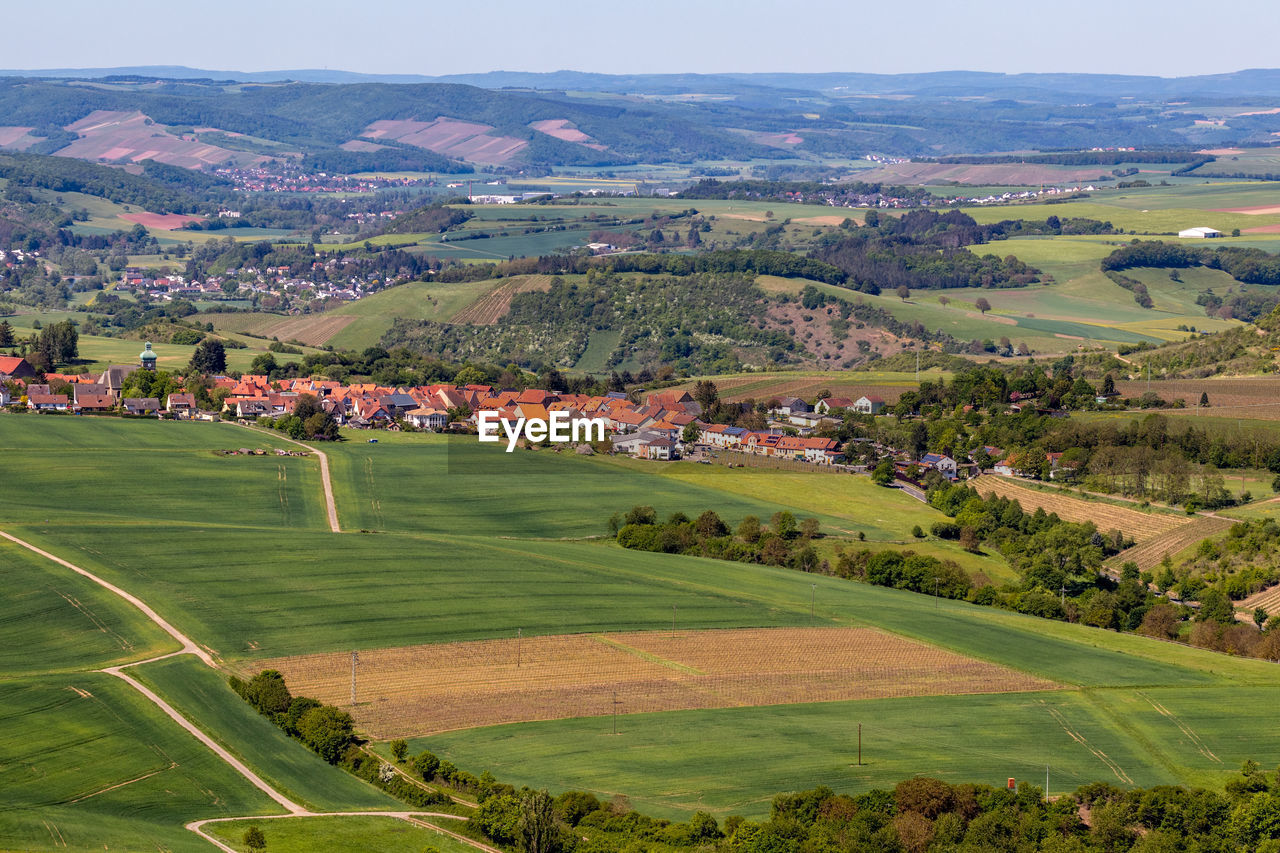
[970,476,1189,542]
[451,274,553,325]
[1106,515,1238,572]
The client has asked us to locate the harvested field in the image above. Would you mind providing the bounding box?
[854,162,1114,186]
[0,126,42,150]
[356,118,527,165]
[451,274,553,325]
[121,212,206,231]
[263,627,1059,739]
[1213,205,1280,215]
[56,110,263,169]
[1114,378,1280,418]
[1106,515,1236,572]
[971,476,1189,542]
[528,119,605,150]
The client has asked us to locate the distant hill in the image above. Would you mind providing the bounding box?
[1,69,1280,171]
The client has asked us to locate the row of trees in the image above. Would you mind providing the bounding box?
[612,506,822,572]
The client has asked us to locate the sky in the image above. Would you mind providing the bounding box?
[5,0,1275,79]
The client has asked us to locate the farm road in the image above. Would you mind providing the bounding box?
[2,528,500,850]
[232,423,341,533]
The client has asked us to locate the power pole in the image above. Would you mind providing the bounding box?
[350,650,359,705]
[933,577,939,609]
[672,604,677,637]
[612,690,619,735]
[516,627,522,669]
[811,583,816,624]
[1045,765,1050,801]
[857,723,862,766]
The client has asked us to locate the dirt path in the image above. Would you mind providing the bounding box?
[5,528,490,850]
[0,530,213,666]
[186,811,496,853]
[231,423,340,533]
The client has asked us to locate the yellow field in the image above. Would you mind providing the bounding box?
[262,627,1059,739]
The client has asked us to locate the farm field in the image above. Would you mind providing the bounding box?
[969,476,1189,541]
[132,656,399,811]
[413,683,1280,820]
[1114,377,1280,418]
[962,198,1280,235]
[1105,516,1237,573]
[664,366,936,404]
[263,627,1059,738]
[0,672,281,852]
[206,815,481,853]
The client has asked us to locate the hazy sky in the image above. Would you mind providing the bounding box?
[6,0,1274,78]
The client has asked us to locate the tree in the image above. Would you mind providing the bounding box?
[872,459,895,486]
[1102,373,1116,396]
[738,515,762,543]
[681,422,700,445]
[390,739,408,762]
[799,517,820,540]
[1197,588,1235,625]
[771,510,797,539]
[0,320,13,348]
[519,789,557,853]
[692,379,719,412]
[695,510,729,538]
[896,285,911,301]
[1199,391,1210,408]
[243,826,266,851]
[974,297,991,315]
[189,338,227,375]
[296,706,355,763]
[37,320,78,366]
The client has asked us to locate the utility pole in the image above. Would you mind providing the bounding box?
[672,604,677,636]
[857,723,862,766]
[933,577,939,609]
[1045,765,1050,801]
[811,583,816,624]
[350,650,359,705]
[612,690,619,735]
[516,627,522,669]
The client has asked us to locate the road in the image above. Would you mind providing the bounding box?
[3,519,500,849]
[232,423,341,533]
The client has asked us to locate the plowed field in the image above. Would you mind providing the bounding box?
[262,627,1060,739]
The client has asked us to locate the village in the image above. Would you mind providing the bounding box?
[0,342,1065,488]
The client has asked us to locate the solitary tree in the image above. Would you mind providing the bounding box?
[896,285,911,302]
[189,338,227,375]
[390,739,408,762]
[938,295,951,307]
[0,320,13,348]
[1199,391,1210,408]
[243,826,266,851]
[974,297,992,315]
[519,789,557,853]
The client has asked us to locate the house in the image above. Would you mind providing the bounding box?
[770,396,809,417]
[814,397,856,415]
[123,397,161,416]
[789,410,826,428]
[853,395,886,415]
[800,437,841,464]
[920,453,958,479]
[98,365,138,398]
[646,390,701,416]
[640,437,676,460]
[0,355,36,381]
[0,386,8,406]
[1178,226,1222,239]
[700,424,747,448]
[28,393,70,412]
[404,406,448,430]
[234,397,272,418]
[167,393,197,417]
[379,392,418,417]
[74,393,116,413]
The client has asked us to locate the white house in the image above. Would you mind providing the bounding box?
[920,453,958,478]
[405,406,449,431]
[853,395,886,415]
[1178,226,1223,239]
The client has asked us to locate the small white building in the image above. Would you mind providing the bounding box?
[853,395,886,415]
[1178,226,1223,239]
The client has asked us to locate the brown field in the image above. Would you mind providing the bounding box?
[340,139,388,152]
[669,374,911,405]
[1239,581,1280,616]
[854,162,1112,186]
[209,312,356,346]
[451,274,553,325]
[1114,378,1280,419]
[528,119,605,151]
[262,627,1059,739]
[56,110,264,169]
[971,476,1189,542]
[121,212,206,231]
[0,126,43,150]
[356,118,527,165]
[1212,205,1280,215]
[1105,515,1236,573]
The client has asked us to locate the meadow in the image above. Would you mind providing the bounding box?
[207,815,481,853]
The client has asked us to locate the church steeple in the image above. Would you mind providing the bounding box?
[140,342,157,371]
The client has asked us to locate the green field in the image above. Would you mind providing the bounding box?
[207,815,480,853]
[9,414,1280,844]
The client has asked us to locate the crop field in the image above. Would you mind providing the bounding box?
[1115,377,1280,418]
[207,815,481,853]
[1106,515,1237,572]
[664,367,933,404]
[963,198,1280,235]
[451,274,554,324]
[970,476,1189,541]
[0,673,280,852]
[263,627,1058,738]
[415,684,1280,819]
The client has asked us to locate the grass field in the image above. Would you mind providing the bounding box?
[413,683,1280,819]
[132,656,399,811]
[0,673,281,852]
[207,815,480,853]
[10,415,1280,844]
